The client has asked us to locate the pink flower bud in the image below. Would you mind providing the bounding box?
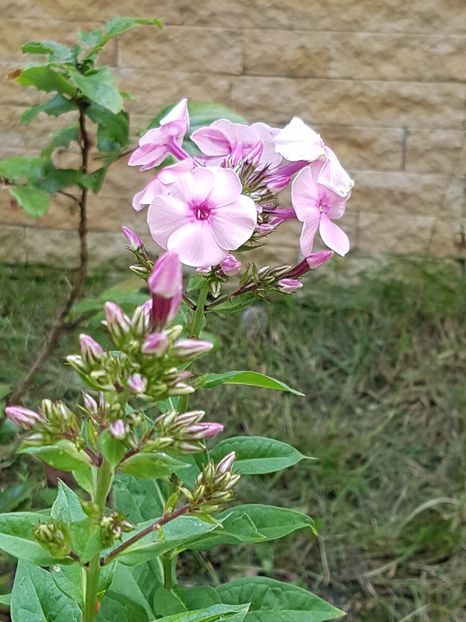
[286,251,334,278]
[109,419,127,440]
[122,226,143,251]
[175,410,205,426]
[79,333,104,364]
[141,331,168,356]
[127,373,147,394]
[186,422,224,440]
[148,251,183,329]
[220,254,241,277]
[216,451,236,475]
[5,406,42,428]
[172,338,213,359]
[277,278,303,294]
[104,302,131,341]
[196,266,212,276]
[131,303,151,337]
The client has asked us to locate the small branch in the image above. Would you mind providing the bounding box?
[101,505,190,566]
[57,190,80,203]
[206,282,258,310]
[8,103,91,405]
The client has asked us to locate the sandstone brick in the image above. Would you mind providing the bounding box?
[175,0,466,34]
[244,31,466,82]
[0,18,117,67]
[405,130,465,174]
[24,226,79,266]
[0,224,26,263]
[357,212,435,255]
[428,216,466,257]
[119,26,243,75]
[117,70,233,116]
[1,0,181,24]
[351,171,450,216]
[318,126,403,171]
[0,190,79,230]
[231,77,466,129]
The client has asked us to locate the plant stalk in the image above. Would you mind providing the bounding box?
[83,459,113,622]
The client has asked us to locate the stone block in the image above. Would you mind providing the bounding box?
[317,126,403,171]
[428,216,466,257]
[405,129,465,174]
[0,224,26,262]
[24,226,80,266]
[357,212,435,255]
[231,77,466,129]
[350,171,450,216]
[116,70,233,116]
[174,0,466,34]
[119,26,243,75]
[1,0,182,24]
[244,30,466,82]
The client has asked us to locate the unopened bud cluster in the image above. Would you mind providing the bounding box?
[182,452,240,514]
[147,410,224,454]
[33,521,71,558]
[5,399,80,443]
[100,511,133,547]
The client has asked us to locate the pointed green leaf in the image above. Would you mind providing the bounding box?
[196,371,304,396]
[214,577,345,622]
[113,474,166,524]
[11,560,81,622]
[19,440,91,471]
[22,40,73,62]
[51,564,85,607]
[20,94,77,125]
[70,67,122,114]
[120,452,188,480]
[210,437,310,475]
[0,593,10,607]
[17,66,76,97]
[155,604,250,622]
[8,185,50,217]
[0,512,54,565]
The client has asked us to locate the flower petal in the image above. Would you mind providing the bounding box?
[210,195,257,250]
[167,221,227,267]
[299,211,321,256]
[208,168,242,206]
[275,117,326,162]
[318,147,354,198]
[191,127,231,156]
[319,213,350,256]
[291,166,321,222]
[147,195,191,248]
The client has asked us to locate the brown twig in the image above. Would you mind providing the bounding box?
[8,102,90,405]
[100,505,190,566]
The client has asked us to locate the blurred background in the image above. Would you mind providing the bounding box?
[0,2,465,621]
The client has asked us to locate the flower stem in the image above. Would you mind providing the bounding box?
[162,554,174,590]
[83,460,113,622]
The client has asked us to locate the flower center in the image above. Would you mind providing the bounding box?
[317,197,329,214]
[191,200,212,221]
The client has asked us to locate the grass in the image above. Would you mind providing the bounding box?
[0,257,465,621]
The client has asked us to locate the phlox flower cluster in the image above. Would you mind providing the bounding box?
[129,98,354,275]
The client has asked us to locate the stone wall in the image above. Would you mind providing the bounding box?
[1,0,465,266]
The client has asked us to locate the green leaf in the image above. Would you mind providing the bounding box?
[87,103,130,156]
[210,437,310,475]
[19,440,91,471]
[41,125,79,157]
[99,430,127,469]
[115,515,219,566]
[80,167,107,193]
[0,512,55,565]
[113,474,166,524]
[51,481,102,564]
[156,604,250,622]
[20,94,77,125]
[98,563,155,622]
[8,185,50,217]
[119,452,188,480]
[17,65,76,97]
[192,504,316,550]
[73,465,95,496]
[0,593,10,607]
[196,371,304,396]
[210,294,256,314]
[50,564,84,607]
[215,577,344,622]
[0,156,47,182]
[11,560,82,622]
[80,17,162,57]
[70,67,123,114]
[22,40,73,63]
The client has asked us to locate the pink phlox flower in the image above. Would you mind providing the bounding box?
[147,166,257,267]
[132,159,195,211]
[128,98,190,170]
[191,119,281,168]
[291,164,350,256]
[319,146,354,198]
